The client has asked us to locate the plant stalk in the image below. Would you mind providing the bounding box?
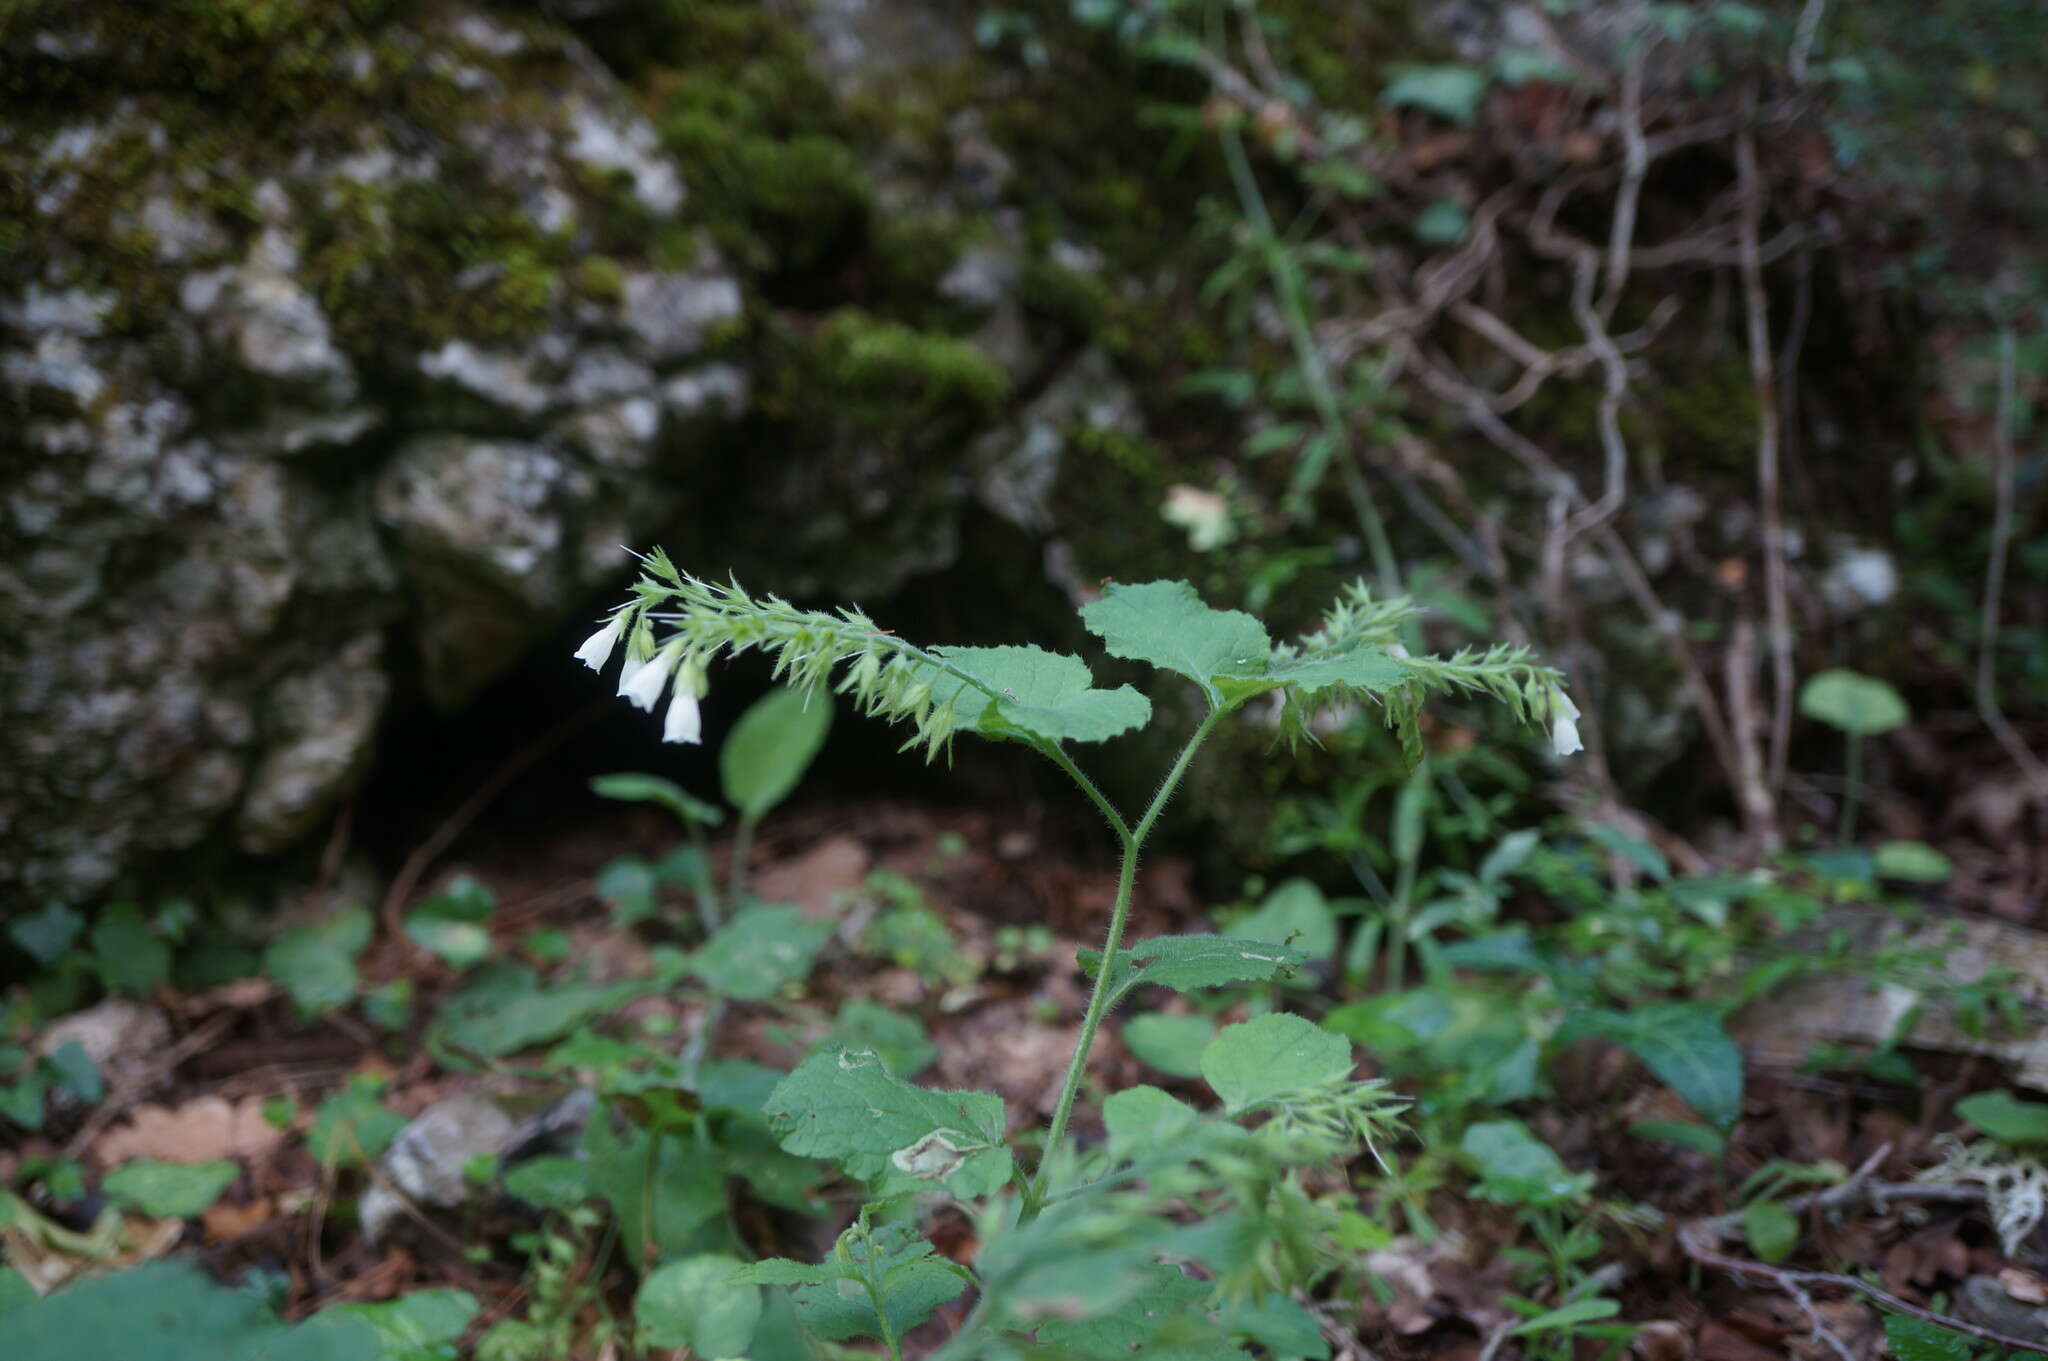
[1027,707,1227,1214]
[1838,733,1863,845]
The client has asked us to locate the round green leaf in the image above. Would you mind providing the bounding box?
[1743,1200,1799,1264]
[1798,669,1908,736]
[1956,1090,2048,1145]
[636,1254,761,1356]
[1200,1013,1353,1114]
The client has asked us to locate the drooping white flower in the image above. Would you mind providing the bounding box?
[1549,690,1583,758]
[621,644,680,712]
[573,616,624,672]
[662,662,708,744]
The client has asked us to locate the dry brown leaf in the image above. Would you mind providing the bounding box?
[754,835,870,919]
[95,1095,287,1168]
[202,1196,276,1242]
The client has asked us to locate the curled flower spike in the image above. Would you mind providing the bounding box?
[662,661,708,744]
[574,616,624,672]
[622,643,681,712]
[1549,689,1583,758]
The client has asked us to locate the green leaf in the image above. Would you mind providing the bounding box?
[594,856,662,924]
[1080,933,1307,1003]
[1078,579,1270,702]
[1874,841,1954,884]
[584,1115,728,1258]
[0,1266,34,1315]
[781,1225,969,1343]
[1627,1120,1726,1157]
[45,1039,103,1103]
[1122,1014,1214,1079]
[1381,64,1488,124]
[1798,669,1909,736]
[1956,1090,2048,1145]
[1036,1266,1241,1360]
[404,875,494,971]
[91,903,171,995]
[1220,1294,1331,1360]
[1744,1201,1798,1264]
[1583,824,1671,882]
[429,962,642,1058]
[1229,878,1338,962]
[0,1073,47,1130]
[814,1000,937,1078]
[1200,1014,1353,1115]
[9,902,83,966]
[3,1261,378,1361]
[1255,648,1408,702]
[318,1290,478,1361]
[1508,1298,1620,1335]
[590,772,725,828]
[691,905,831,1002]
[636,1254,761,1356]
[1103,1085,1202,1163]
[1557,1004,1744,1131]
[503,1157,591,1212]
[100,1159,238,1218]
[1882,1313,1975,1361]
[308,1077,406,1168]
[925,644,1151,744]
[264,905,373,1016]
[722,685,834,820]
[1460,1120,1589,1207]
[763,1051,1010,1194]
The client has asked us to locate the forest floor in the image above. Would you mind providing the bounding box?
[4,785,2045,1359]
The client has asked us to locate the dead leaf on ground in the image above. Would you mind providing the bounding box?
[95,1095,288,1168]
[203,1196,277,1242]
[1700,1321,1785,1361]
[754,835,870,919]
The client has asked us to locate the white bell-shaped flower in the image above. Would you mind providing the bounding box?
[662,661,708,744]
[621,644,680,712]
[1549,690,1583,758]
[573,616,624,672]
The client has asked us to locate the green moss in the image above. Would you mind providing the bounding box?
[806,309,1011,430]
[575,254,626,304]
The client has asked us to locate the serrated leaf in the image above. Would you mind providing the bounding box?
[692,905,831,1001]
[926,645,1150,744]
[1956,1090,2048,1145]
[1080,933,1308,1004]
[764,1051,1009,1193]
[1200,1014,1353,1115]
[1079,580,1271,701]
[264,905,372,1016]
[590,772,725,827]
[1744,1201,1798,1264]
[1556,1004,1743,1131]
[722,686,834,819]
[584,1114,727,1258]
[100,1159,238,1218]
[1258,649,1409,698]
[756,1223,968,1344]
[1221,1294,1330,1361]
[636,1255,760,1355]
[814,1000,937,1078]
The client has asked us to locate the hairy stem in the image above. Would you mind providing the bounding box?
[1029,707,1227,1214]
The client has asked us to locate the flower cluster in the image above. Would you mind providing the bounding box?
[574,606,709,745]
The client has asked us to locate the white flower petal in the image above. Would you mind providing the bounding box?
[622,648,678,711]
[574,617,623,672]
[1551,715,1583,758]
[662,689,702,744]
